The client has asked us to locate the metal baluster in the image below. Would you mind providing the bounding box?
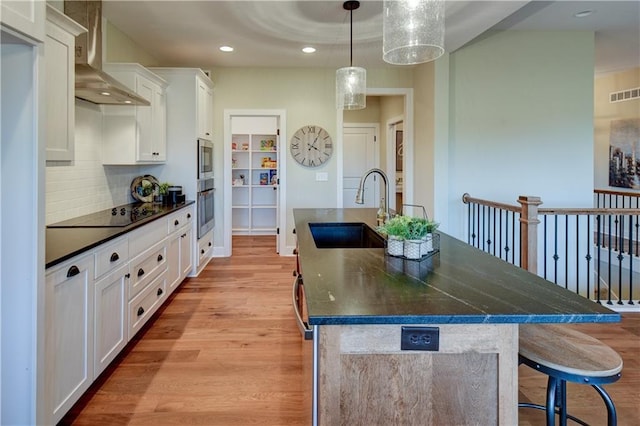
[618,214,624,305]
[629,214,635,305]
[608,215,613,305]
[564,215,569,290]
[553,215,559,284]
[596,215,602,304]
[467,201,471,244]
[491,207,496,256]
[586,215,592,301]
[543,216,548,280]
[575,215,580,295]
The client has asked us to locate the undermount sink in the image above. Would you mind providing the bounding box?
[309,222,385,249]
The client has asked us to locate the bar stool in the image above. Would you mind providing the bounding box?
[519,324,623,426]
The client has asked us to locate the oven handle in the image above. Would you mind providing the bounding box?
[292,274,313,340]
[198,188,215,196]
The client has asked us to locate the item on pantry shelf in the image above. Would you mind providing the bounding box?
[232,142,237,150]
[260,139,276,151]
[260,172,269,185]
[270,170,278,185]
[242,143,249,150]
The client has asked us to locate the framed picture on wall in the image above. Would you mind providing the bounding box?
[609,118,640,189]
[396,130,403,172]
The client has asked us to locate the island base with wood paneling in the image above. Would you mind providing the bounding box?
[315,323,518,425]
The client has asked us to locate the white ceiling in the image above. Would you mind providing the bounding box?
[102,1,639,74]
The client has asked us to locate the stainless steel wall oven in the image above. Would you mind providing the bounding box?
[198,177,214,239]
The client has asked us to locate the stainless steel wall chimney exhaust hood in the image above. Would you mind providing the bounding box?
[64,0,150,106]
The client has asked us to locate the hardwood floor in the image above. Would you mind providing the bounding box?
[62,236,639,425]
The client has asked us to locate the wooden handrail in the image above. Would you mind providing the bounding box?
[594,188,640,197]
[539,208,640,215]
[461,193,520,213]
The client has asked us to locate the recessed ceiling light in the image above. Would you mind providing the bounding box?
[124,100,132,104]
[219,46,234,52]
[573,10,594,18]
[101,91,110,96]
[302,46,316,54]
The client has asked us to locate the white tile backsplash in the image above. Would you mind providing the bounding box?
[45,100,148,224]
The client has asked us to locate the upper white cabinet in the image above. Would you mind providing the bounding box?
[102,63,168,164]
[197,76,213,139]
[1,0,45,42]
[45,5,86,162]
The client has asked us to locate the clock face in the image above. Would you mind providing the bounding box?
[290,125,333,168]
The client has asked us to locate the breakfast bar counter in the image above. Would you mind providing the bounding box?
[293,208,619,425]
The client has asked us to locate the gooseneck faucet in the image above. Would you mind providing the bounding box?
[355,168,390,222]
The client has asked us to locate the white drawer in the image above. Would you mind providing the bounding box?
[127,271,167,340]
[94,236,128,279]
[167,205,194,234]
[129,240,167,300]
[128,218,166,257]
[198,229,213,267]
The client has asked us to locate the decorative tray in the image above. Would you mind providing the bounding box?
[130,175,159,203]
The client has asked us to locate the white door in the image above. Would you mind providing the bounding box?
[343,125,378,208]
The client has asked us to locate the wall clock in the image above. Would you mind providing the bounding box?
[290,125,333,168]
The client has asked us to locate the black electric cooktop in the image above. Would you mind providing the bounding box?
[47,203,163,228]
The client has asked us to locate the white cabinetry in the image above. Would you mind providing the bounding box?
[167,206,194,293]
[45,5,86,162]
[231,117,279,235]
[102,63,168,164]
[197,77,213,139]
[46,254,94,425]
[93,237,129,377]
[198,228,214,268]
[1,0,45,42]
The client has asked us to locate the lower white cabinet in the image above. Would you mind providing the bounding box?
[129,240,167,300]
[47,254,94,425]
[167,216,194,293]
[198,229,214,269]
[94,263,129,377]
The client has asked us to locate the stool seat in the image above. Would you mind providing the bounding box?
[519,324,623,426]
[520,324,623,378]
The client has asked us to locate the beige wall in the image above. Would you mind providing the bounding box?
[412,61,436,218]
[594,67,640,189]
[105,20,161,66]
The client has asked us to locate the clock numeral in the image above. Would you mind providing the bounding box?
[325,143,333,148]
[291,142,299,149]
[323,135,330,140]
[307,125,315,134]
[293,152,301,158]
[294,135,300,140]
[309,159,316,167]
[324,152,330,157]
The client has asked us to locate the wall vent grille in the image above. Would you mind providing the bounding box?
[609,87,640,103]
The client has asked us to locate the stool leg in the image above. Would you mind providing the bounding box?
[557,380,568,426]
[592,384,618,426]
[546,376,558,426]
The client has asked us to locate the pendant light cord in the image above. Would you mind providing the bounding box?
[350,7,353,67]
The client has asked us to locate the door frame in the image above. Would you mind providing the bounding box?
[336,88,414,209]
[386,115,404,213]
[222,109,287,256]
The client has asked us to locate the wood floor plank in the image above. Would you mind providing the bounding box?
[60,236,639,425]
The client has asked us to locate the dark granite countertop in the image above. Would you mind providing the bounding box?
[293,208,620,326]
[46,201,195,269]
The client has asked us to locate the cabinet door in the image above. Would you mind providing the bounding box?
[180,225,194,279]
[94,264,129,376]
[167,232,181,294]
[152,85,167,161]
[197,79,213,139]
[1,0,45,42]
[136,77,155,162]
[45,13,75,161]
[48,255,94,424]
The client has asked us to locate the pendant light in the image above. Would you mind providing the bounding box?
[336,0,366,110]
[383,0,445,65]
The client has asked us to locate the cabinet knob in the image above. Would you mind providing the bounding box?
[137,307,144,317]
[110,252,120,262]
[157,288,163,296]
[181,233,186,238]
[137,268,145,277]
[174,219,179,226]
[125,273,131,279]
[208,242,212,247]
[66,265,80,278]
[157,254,163,262]
[201,249,205,254]
[187,213,191,219]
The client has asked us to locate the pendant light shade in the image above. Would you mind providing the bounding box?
[336,1,366,110]
[383,0,445,65]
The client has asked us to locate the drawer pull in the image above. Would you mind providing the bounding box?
[201,249,205,255]
[181,233,186,238]
[157,288,163,296]
[110,252,120,262]
[66,265,80,277]
[187,213,191,219]
[137,268,145,277]
[208,242,212,247]
[157,254,163,262]
[137,307,144,317]
[125,273,131,279]
[174,219,179,226]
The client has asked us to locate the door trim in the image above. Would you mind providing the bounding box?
[223,109,287,256]
[343,123,380,207]
[336,88,414,209]
[386,115,404,212]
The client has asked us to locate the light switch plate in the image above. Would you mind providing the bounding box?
[315,172,328,182]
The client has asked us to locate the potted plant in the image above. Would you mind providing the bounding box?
[377,215,410,257]
[422,219,440,255]
[404,217,428,259]
[155,182,171,204]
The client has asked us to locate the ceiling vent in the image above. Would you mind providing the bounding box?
[609,87,640,103]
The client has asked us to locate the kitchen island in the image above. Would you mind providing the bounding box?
[293,208,619,426]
